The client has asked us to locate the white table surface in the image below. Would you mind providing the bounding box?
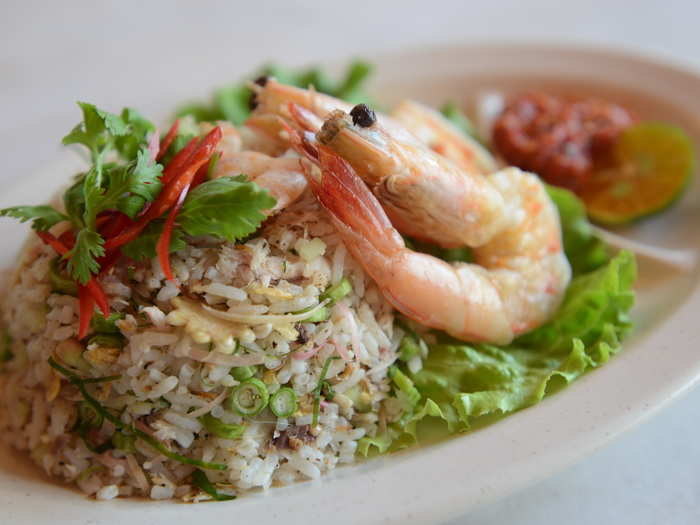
[2,1,699,523]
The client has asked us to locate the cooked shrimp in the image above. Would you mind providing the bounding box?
[205,121,308,213]
[390,100,497,174]
[252,82,510,248]
[314,109,510,249]
[305,146,570,344]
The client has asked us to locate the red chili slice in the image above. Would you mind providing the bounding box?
[157,119,180,161]
[77,285,95,340]
[157,183,191,282]
[103,126,222,252]
[160,136,199,185]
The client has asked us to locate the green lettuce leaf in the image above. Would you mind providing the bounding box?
[358,250,636,457]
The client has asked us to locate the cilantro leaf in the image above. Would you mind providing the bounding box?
[62,102,128,163]
[67,229,105,284]
[114,108,155,159]
[178,175,276,241]
[63,176,87,226]
[0,205,68,231]
[127,148,163,201]
[121,220,186,261]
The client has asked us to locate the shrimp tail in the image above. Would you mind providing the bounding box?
[314,147,403,256]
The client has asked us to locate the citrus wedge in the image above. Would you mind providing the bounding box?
[580,122,695,225]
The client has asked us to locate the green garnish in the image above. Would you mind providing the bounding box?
[319,277,352,304]
[388,366,421,408]
[90,312,125,335]
[0,206,68,232]
[78,400,103,428]
[440,101,485,146]
[49,257,79,295]
[48,357,226,471]
[312,356,339,426]
[269,388,298,418]
[176,60,375,126]
[303,306,330,323]
[230,366,257,381]
[192,469,236,501]
[226,378,269,417]
[121,220,186,261]
[295,278,353,324]
[199,413,246,439]
[87,333,126,349]
[177,175,276,241]
[112,431,137,453]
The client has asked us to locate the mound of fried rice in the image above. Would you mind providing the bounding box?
[0,194,406,501]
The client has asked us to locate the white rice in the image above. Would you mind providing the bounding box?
[0,194,400,501]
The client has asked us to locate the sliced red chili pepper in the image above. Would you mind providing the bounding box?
[191,162,210,189]
[157,183,191,282]
[161,136,199,185]
[157,119,180,161]
[99,212,133,238]
[36,231,69,256]
[36,231,108,320]
[104,127,222,252]
[77,285,95,340]
[85,279,109,316]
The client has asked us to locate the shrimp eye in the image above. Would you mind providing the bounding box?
[350,104,377,128]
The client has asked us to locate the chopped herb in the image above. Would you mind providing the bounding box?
[269,387,298,418]
[49,257,79,295]
[90,312,125,334]
[230,366,257,381]
[48,357,226,471]
[319,277,352,304]
[199,413,246,439]
[178,175,276,241]
[121,220,186,261]
[87,333,126,349]
[312,356,339,426]
[0,206,68,232]
[226,378,269,417]
[192,469,236,501]
[112,431,137,453]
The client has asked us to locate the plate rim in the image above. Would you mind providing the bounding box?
[0,41,699,525]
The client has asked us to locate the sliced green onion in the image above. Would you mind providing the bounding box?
[48,357,227,471]
[87,333,126,349]
[49,257,78,296]
[312,356,339,426]
[112,431,137,453]
[192,469,236,501]
[304,306,329,323]
[78,400,103,428]
[226,378,269,417]
[199,413,246,439]
[76,464,105,482]
[269,387,298,418]
[230,365,256,382]
[320,277,352,304]
[90,312,125,334]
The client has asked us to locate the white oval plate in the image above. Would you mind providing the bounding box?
[1,44,699,525]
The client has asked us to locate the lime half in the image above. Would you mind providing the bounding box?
[580,122,695,225]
